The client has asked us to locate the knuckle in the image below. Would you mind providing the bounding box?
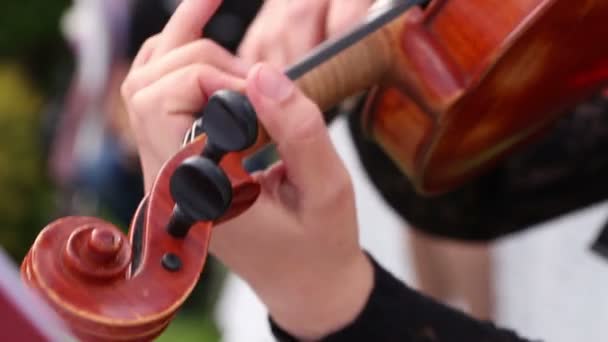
[313,167,353,210]
[120,79,133,101]
[133,35,158,63]
[129,89,149,120]
[141,34,159,51]
[188,63,211,82]
[287,1,321,19]
[196,38,219,52]
[250,30,280,53]
[193,39,229,63]
[121,70,144,99]
[327,170,354,204]
[237,42,253,58]
[289,100,324,140]
[192,62,209,72]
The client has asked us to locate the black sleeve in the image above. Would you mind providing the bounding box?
[270,254,538,342]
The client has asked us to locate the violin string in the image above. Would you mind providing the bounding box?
[185,0,429,168]
[285,0,428,80]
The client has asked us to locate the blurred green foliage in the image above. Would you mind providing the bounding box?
[0,64,54,260]
[159,313,220,342]
[1,0,72,93]
[1,0,68,55]
[0,0,70,260]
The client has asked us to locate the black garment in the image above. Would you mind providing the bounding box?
[270,255,534,342]
[348,94,608,241]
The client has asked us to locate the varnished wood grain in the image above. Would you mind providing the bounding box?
[235,0,608,195]
[364,0,608,194]
[21,135,260,341]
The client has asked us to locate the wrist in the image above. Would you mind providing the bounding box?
[266,252,374,341]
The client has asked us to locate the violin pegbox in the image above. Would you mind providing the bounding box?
[168,90,261,238]
[19,91,262,341]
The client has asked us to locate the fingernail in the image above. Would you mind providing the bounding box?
[254,65,294,102]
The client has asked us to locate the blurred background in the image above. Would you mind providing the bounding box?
[2,0,608,341]
[0,0,262,339]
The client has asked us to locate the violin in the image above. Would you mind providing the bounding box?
[21,0,608,340]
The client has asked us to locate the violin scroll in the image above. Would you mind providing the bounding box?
[21,130,262,341]
[62,223,131,280]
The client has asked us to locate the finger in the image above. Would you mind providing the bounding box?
[237,31,264,64]
[238,0,288,65]
[283,1,329,63]
[245,64,348,205]
[125,39,250,97]
[257,161,286,197]
[254,161,295,207]
[259,41,289,69]
[130,64,246,121]
[237,0,275,62]
[132,34,161,69]
[151,0,222,59]
[129,65,246,177]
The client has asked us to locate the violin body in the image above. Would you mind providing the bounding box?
[362,0,608,194]
[19,0,608,339]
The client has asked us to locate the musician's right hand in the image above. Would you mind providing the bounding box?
[238,0,374,67]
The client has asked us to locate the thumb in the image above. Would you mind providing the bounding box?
[245,64,348,203]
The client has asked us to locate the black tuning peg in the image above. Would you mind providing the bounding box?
[201,90,259,159]
[184,90,259,157]
[167,157,232,238]
[167,90,259,239]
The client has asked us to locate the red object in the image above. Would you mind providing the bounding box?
[360,0,608,194]
[0,249,70,341]
[22,138,259,341]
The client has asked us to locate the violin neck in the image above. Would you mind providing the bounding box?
[294,26,394,112]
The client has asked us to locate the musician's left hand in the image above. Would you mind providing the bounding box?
[210,63,374,341]
[121,0,251,191]
[122,1,374,339]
